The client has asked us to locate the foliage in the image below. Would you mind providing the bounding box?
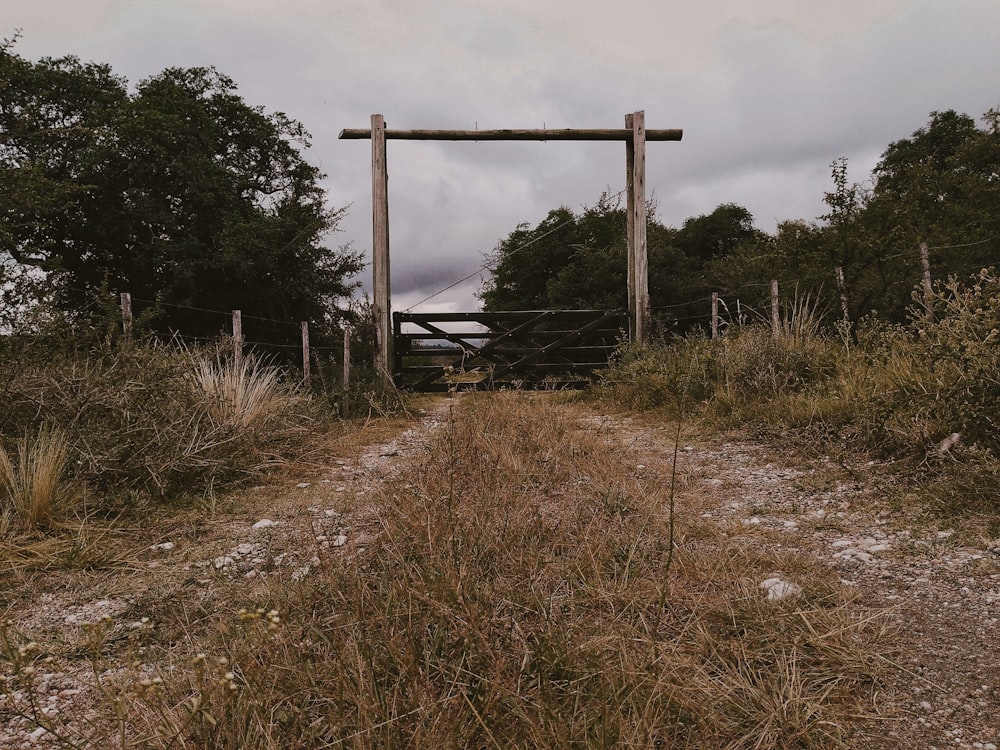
[0,41,363,345]
[0,338,319,503]
[481,194,767,335]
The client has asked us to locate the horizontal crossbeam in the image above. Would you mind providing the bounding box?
[339,128,682,142]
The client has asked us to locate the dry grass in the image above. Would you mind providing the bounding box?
[0,426,71,531]
[192,355,299,432]
[1,393,890,748]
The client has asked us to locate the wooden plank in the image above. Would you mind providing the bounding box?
[372,114,393,387]
[340,128,682,142]
[394,310,622,323]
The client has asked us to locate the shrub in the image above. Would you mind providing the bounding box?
[0,340,319,504]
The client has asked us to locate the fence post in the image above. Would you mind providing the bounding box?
[301,321,311,389]
[120,292,132,339]
[342,325,352,417]
[770,279,781,337]
[232,310,243,368]
[834,266,850,324]
[711,292,719,339]
[920,242,935,323]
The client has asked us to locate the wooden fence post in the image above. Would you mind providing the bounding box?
[371,114,393,388]
[120,292,132,339]
[625,110,650,347]
[342,325,351,417]
[834,266,850,324]
[301,321,310,388]
[232,310,243,368]
[920,242,935,323]
[770,279,781,337]
[711,292,719,339]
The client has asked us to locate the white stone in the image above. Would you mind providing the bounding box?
[252,519,277,529]
[332,534,349,547]
[868,543,892,554]
[214,556,234,570]
[296,482,311,489]
[235,543,255,556]
[760,577,802,600]
[832,540,854,548]
[150,542,175,551]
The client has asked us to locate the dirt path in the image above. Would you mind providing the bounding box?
[3,398,999,748]
[603,413,1000,749]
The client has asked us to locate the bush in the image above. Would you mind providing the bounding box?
[0,339,320,505]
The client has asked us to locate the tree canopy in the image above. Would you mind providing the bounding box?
[482,107,1000,330]
[0,40,362,344]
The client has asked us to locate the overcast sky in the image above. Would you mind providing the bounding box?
[6,0,1000,312]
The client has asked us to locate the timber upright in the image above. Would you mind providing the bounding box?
[339,113,683,390]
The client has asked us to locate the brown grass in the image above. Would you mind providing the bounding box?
[0,426,71,531]
[1,394,890,748]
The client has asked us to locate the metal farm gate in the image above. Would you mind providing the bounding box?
[394,309,625,391]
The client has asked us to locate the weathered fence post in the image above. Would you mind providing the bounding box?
[711,291,720,339]
[301,321,310,388]
[834,266,851,324]
[371,114,393,388]
[232,310,243,368]
[120,292,132,339]
[770,280,781,337]
[342,325,352,417]
[625,110,650,347]
[920,242,935,323]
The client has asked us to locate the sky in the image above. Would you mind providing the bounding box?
[5,0,1000,313]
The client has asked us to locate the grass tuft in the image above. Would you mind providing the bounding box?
[0,426,70,530]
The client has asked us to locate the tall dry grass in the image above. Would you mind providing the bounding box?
[2,393,887,748]
[0,426,70,530]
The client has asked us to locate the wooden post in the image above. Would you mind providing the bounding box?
[371,114,393,388]
[770,280,781,337]
[301,321,310,388]
[920,242,935,323]
[711,292,719,339]
[625,110,649,347]
[342,325,352,417]
[834,266,850,324]
[120,292,132,339]
[232,310,243,368]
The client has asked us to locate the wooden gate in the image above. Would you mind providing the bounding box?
[393,310,626,392]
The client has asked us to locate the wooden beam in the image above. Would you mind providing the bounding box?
[340,127,682,142]
[626,111,649,347]
[371,114,393,387]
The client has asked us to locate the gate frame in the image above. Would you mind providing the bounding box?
[339,113,683,387]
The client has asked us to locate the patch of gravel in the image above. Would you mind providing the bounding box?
[629,426,1000,749]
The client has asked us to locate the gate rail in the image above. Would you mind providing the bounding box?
[393,310,626,392]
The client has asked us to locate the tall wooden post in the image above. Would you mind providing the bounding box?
[301,321,311,388]
[371,114,393,388]
[770,280,781,337]
[120,292,132,339]
[711,292,720,339]
[625,111,649,347]
[232,310,243,368]
[920,242,935,323]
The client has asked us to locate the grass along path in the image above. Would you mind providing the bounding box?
[1,392,994,747]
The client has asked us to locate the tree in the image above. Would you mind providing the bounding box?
[0,42,362,345]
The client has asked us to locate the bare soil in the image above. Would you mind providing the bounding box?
[2,396,999,748]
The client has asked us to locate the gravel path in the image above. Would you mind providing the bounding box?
[3,401,999,748]
[607,415,1000,749]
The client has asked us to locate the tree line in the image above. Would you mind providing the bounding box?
[481,108,1000,332]
[4,37,998,348]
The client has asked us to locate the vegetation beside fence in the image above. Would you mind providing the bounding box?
[600,270,1000,522]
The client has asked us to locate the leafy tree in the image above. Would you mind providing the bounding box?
[0,41,362,345]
